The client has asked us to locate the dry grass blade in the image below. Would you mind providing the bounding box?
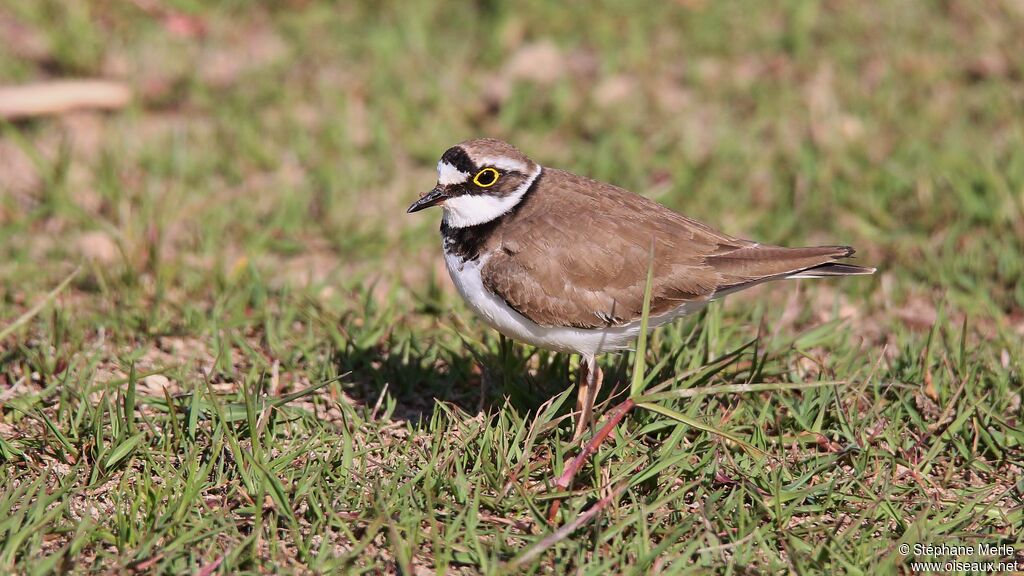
[513,483,628,569]
[548,398,636,523]
[0,81,131,119]
[640,380,848,403]
[0,267,80,342]
[195,554,224,576]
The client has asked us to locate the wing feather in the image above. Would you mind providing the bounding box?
[480,169,864,328]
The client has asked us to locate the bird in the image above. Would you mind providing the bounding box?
[408,138,874,441]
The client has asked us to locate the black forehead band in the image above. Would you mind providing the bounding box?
[441,146,476,173]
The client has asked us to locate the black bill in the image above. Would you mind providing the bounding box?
[407,186,447,213]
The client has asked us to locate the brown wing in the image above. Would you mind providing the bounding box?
[480,168,864,329]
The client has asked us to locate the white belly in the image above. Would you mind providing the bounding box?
[443,251,704,356]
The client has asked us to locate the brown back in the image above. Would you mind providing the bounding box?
[480,168,863,328]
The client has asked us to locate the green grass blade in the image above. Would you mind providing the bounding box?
[0,436,23,461]
[629,241,657,398]
[635,401,766,457]
[104,432,146,470]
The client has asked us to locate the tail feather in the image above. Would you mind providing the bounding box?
[709,244,874,297]
[789,262,876,279]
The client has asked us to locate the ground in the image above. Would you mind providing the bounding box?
[0,0,1022,573]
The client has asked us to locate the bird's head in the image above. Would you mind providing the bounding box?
[407,138,541,228]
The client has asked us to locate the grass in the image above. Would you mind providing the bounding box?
[1,0,1023,573]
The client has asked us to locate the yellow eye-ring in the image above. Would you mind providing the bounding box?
[473,168,500,187]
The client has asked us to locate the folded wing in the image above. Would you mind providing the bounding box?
[481,169,872,329]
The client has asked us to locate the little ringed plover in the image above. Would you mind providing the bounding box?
[408,138,874,439]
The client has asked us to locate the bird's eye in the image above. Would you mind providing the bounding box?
[473,168,500,187]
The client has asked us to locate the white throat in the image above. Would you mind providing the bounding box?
[442,165,542,228]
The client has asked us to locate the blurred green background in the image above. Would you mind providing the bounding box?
[0,0,1021,573]
[2,0,1022,314]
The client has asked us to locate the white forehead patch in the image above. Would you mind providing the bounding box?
[442,165,542,228]
[437,161,469,186]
